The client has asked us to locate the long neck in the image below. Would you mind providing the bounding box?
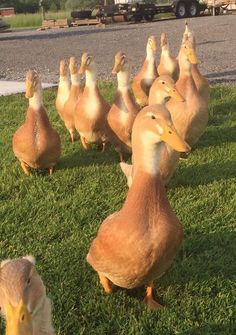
[85,69,97,88]
[29,87,43,111]
[146,46,155,62]
[33,297,55,335]
[178,53,192,78]
[132,132,163,177]
[161,45,170,57]
[71,73,80,86]
[117,70,130,90]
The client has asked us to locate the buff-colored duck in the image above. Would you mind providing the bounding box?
[62,56,83,142]
[74,53,110,151]
[183,23,210,103]
[0,256,55,335]
[13,70,61,176]
[157,33,179,82]
[107,52,139,162]
[132,36,158,108]
[55,59,70,118]
[87,104,190,309]
[166,37,208,148]
[121,75,185,186]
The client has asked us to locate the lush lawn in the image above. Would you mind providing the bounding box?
[0,84,235,334]
[4,11,71,28]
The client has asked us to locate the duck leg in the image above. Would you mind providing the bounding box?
[144,282,163,310]
[48,167,53,176]
[81,136,89,150]
[98,272,113,294]
[69,129,75,143]
[20,161,30,176]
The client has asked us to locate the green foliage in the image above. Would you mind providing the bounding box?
[0,84,236,334]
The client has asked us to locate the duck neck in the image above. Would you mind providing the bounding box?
[85,69,97,88]
[33,297,55,335]
[29,87,43,111]
[179,54,192,78]
[146,47,155,62]
[161,45,170,57]
[71,73,80,86]
[132,134,163,177]
[117,70,130,90]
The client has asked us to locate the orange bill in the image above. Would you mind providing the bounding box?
[25,80,34,99]
[160,123,191,153]
[187,48,198,64]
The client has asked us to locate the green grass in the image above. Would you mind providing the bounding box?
[0,83,236,334]
[5,11,71,28]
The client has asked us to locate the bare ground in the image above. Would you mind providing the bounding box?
[0,15,235,84]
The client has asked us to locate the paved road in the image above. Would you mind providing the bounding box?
[0,15,235,84]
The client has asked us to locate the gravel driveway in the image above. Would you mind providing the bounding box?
[0,15,235,84]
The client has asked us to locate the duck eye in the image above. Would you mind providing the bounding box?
[27,278,31,285]
[151,115,156,120]
[162,81,165,84]
[168,131,172,134]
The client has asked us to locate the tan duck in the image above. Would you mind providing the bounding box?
[12,70,61,176]
[0,256,55,335]
[55,59,70,118]
[62,56,83,142]
[183,23,210,103]
[87,104,190,309]
[166,37,208,148]
[107,52,139,162]
[157,33,179,82]
[132,36,158,108]
[121,75,185,187]
[74,53,110,151]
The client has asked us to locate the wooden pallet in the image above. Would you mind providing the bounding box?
[71,18,102,26]
[38,19,71,30]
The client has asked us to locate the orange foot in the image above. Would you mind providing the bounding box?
[144,282,163,310]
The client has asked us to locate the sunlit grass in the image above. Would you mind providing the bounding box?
[0,84,235,334]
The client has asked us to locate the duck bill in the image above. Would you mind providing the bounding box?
[152,41,157,52]
[6,300,33,335]
[188,49,198,64]
[78,63,86,74]
[160,124,191,153]
[25,80,34,99]
[112,62,121,75]
[69,58,77,75]
[169,88,185,102]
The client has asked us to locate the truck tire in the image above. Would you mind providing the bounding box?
[176,2,187,18]
[134,14,143,22]
[188,1,200,17]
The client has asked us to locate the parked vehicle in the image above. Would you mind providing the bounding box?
[0,18,10,31]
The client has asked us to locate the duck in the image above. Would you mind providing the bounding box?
[87,104,190,309]
[132,36,158,108]
[62,56,83,142]
[0,256,55,335]
[166,36,208,148]
[74,53,110,151]
[121,75,185,187]
[183,22,210,103]
[157,33,179,82]
[107,52,139,162]
[12,70,61,176]
[55,59,70,119]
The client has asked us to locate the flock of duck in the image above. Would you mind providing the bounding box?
[0,22,210,334]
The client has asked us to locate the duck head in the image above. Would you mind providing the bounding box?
[160,33,168,48]
[112,51,130,75]
[79,53,95,74]
[25,70,41,99]
[0,256,46,335]
[133,104,190,153]
[146,35,157,57]
[59,59,67,77]
[149,75,184,104]
[69,56,78,75]
[181,38,198,65]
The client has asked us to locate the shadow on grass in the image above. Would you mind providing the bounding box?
[172,159,235,187]
[197,126,236,149]
[58,145,119,170]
